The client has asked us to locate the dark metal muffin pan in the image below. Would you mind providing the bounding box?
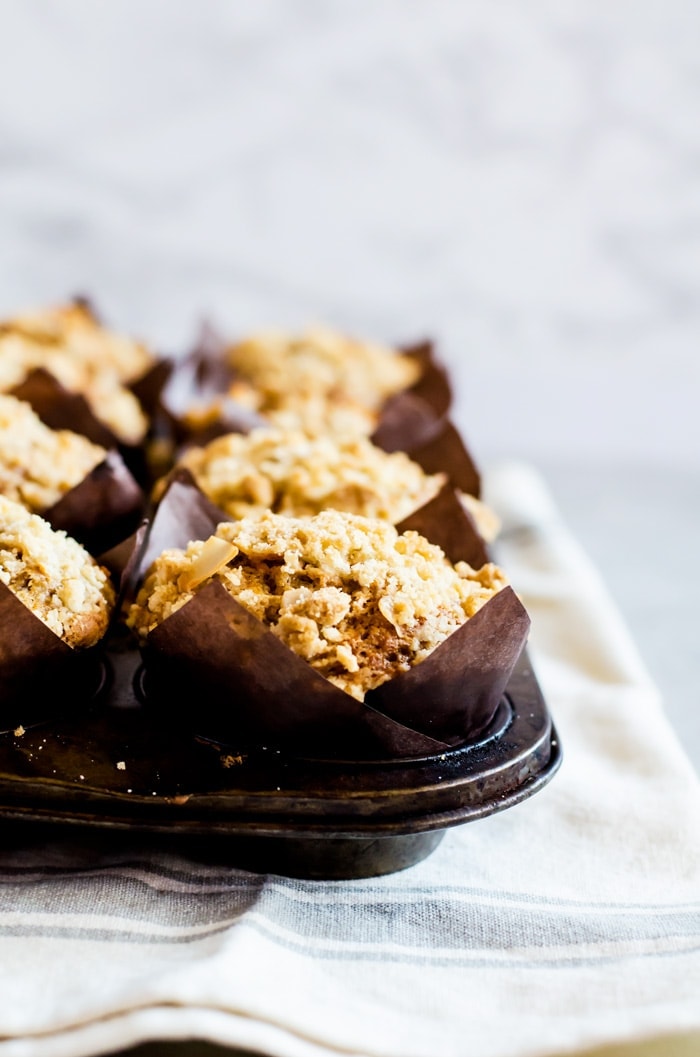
[0,641,560,878]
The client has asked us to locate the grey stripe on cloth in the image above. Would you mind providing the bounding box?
[2,864,699,914]
[0,921,697,971]
[2,863,699,912]
[1,869,698,967]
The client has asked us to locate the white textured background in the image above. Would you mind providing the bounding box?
[0,0,698,468]
[0,0,698,762]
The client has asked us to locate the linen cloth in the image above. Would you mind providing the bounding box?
[0,460,698,1057]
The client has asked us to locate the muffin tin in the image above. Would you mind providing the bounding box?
[0,311,562,876]
[0,638,559,878]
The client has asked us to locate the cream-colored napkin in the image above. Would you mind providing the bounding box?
[0,460,698,1057]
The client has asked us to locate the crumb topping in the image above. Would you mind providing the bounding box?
[225,326,421,435]
[127,509,507,700]
[0,303,151,444]
[0,394,106,511]
[173,427,445,523]
[0,495,115,647]
[4,301,153,382]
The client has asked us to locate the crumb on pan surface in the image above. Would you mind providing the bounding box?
[0,394,106,512]
[224,326,422,435]
[172,427,446,523]
[0,303,151,444]
[0,495,115,647]
[127,509,508,700]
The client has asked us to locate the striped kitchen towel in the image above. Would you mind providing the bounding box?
[0,460,698,1057]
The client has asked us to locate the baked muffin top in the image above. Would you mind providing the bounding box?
[171,427,445,523]
[0,394,106,512]
[224,326,421,436]
[0,495,115,647]
[0,303,151,444]
[4,301,153,383]
[127,509,507,700]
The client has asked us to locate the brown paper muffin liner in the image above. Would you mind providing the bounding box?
[372,409,481,499]
[157,324,268,448]
[132,472,530,761]
[128,357,174,420]
[100,469,230,603]
[400,339,452,419]
[395,482,490,569]
[0,582,107,732]
[44,450,146,557]
[10,367,120,449]
[405,419,482,499]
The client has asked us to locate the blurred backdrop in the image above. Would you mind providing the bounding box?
[0,0,698,759]
[0,0,697,469]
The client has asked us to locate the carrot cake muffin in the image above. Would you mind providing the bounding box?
[0,394,106,513]
[224,325,422,436]
[0,494,115,646]
[127,509,508,700]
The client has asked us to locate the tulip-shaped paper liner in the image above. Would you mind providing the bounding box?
[400,339,452,420]
[11,368,119,448]
[0,582,106,732]
[372,340,482,499]
[43,450,146,557]
[133,470,530,761]
[140,584,450,760]
[372,406,482,500]
[158,323,268,447]
[395,482,490,571]
[128,357,173,421]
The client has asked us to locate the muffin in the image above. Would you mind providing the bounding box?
[223,325,422,436]
[0,302,151,445]
[0,495,115,647]
[4,300,153,383]
[127,508,507,702]
[0,394,107,513]
[166,426,500,543]
[168,427,441,522]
